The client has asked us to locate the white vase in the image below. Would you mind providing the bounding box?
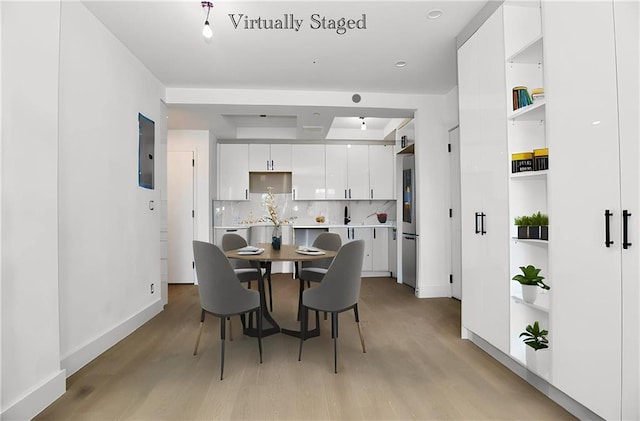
[521,285,538,303]
[526,346,550,378]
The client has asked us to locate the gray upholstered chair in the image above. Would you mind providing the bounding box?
[297,232,342,323]
[222,233,273,312]
[298,240,366,373]
[192,240,262,380]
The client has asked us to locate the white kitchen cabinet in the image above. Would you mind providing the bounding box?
[543,1,638,418]
[369,145,394,199]
[292,144,325,200]
[329,226,390,275]
[458,6,511,355]
[218,143,249,200]
[249,144,292,172]
[371,227,389,272]
[325,144,369,200]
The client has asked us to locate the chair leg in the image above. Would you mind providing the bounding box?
[193,309,205,356]
[228,317,233,341]
[257,307,263,364]
[354,304,366,353]
[298,305,307,361]
[268,275,273,312]
[331,312,338,373]
[296,279,305,321]
[220,317,226,381]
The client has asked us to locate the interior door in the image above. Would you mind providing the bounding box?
[168,151,195,284]
[449,126,462,299]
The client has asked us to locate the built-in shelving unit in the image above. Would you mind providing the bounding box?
[504,2,550,380]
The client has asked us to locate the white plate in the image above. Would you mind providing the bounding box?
[237,248,264,255]
[295,249,325,256]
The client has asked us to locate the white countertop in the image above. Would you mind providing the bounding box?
[214,223,396,230]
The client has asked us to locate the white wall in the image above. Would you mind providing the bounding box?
[57,1,165,379]
[1,2,66,419]
[168,130,210,243]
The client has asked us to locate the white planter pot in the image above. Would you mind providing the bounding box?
[521,284,538,303]
[526,346,550,379]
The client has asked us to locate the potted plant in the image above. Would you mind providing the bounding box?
[512,265,550,303]
[529,211,549,240]
[520,320,549,350]
[520,321,549,374]
[514,215,531,239]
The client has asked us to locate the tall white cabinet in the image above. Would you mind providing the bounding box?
[543,1,639,419]
[458,1,639,419]
[458,6,510,355]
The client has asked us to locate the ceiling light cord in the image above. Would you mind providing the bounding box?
[201,1,213,39]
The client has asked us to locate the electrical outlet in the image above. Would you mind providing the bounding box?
[150,283,154,294]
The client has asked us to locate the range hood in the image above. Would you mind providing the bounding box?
[249,172,292,194]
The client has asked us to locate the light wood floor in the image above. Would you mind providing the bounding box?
[36,276,575,420]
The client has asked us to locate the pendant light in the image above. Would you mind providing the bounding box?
[201,1,213,39]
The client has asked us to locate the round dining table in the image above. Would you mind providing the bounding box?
[225,243,337,338]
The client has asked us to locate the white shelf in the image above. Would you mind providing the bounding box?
[507,36,543,64]
[510,170,548,180]
[512,295,550,313]
[508,100,545,121]
[511,237,548,246]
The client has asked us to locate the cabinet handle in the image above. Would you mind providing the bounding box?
[371,189,374,199]
[245,189,248,200]
[349,188,352,199]
[292,188,296,200]
[475,212,480,234]
[266,160,269,170]
[481,212,486,235]
[623,209,632,249]
[373,228,376,239]
[605,209,614,247]
[345,189,348,199]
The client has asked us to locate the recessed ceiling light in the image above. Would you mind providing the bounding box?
[427,9,443,19]
[395,60,407,68]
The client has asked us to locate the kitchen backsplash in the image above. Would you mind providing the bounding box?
[213,193,396,227]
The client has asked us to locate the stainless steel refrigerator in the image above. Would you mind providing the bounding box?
[402,155,417,289]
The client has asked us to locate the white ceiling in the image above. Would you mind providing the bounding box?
[83,0,488,140]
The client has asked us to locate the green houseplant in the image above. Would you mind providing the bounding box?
[529,211,549,240]
[514,215,531,239]
[512,265,550,303]
[520,321,549,350]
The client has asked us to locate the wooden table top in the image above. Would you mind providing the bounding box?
[225,243,337,262]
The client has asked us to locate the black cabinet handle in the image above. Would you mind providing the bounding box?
[480,212,487,235]
[475,212,481,234]
[605,209,614,247]
[623,209,632,249]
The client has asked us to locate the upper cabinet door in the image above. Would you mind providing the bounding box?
[218,143,249,200]
[248,144,292,171]
[270,144,292,172]
[248,144,271,171]
[369,145,394,199]
[292,144,325,200]
[325,145,348,199]
[347,145,369,200]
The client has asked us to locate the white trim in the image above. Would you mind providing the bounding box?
[1,369,66,421]
[465,331,603,421]
[61,299,163,377]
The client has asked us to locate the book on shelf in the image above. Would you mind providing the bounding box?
[512,86,534,111]
[531,87,545,103]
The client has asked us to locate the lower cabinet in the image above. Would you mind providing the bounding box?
[329,226,391,276]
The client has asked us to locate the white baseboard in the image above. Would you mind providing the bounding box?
[1,369,65,421]
[61,299,164,377]
[465,330,603,421]
[415,283,451,298]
